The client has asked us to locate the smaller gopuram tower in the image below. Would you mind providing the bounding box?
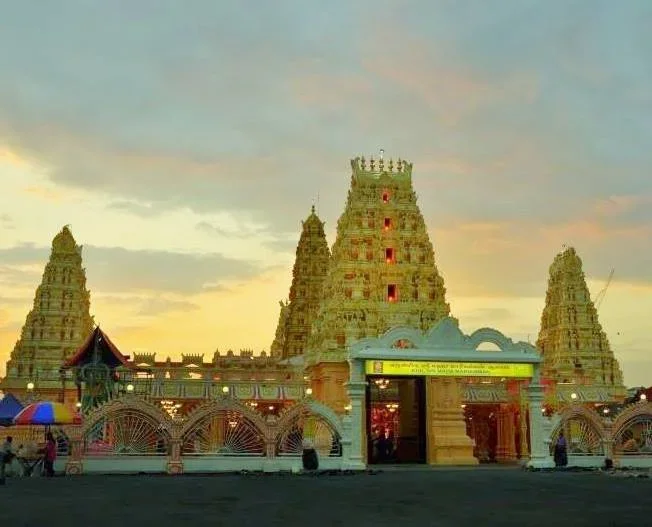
[536,247,625,400]
[270,206,330,360]
[0,226,94,401]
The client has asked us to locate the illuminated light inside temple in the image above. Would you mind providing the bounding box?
[387,284,397,302]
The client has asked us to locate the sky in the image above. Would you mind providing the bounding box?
[0,0,650,386]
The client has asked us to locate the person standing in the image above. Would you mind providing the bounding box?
[1,436,14,484]
[554,430,568,467]
[43,432,57,477]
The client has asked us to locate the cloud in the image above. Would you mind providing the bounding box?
[433,211,652,300]
[0,243,46,264]
[0,214,14,229]
[0,1,650,240]
[0,243,267,294]
[195,220,266,239]
[262,236,299,254]
[589,195,652,227]
[196,220,300,256]
[291,73,372,110]
[135,298,200,317]
[0,295,30,308]
[458,307,514,325]
[361,34,540,126]
[87,245,263,294]
[106,201,162,218]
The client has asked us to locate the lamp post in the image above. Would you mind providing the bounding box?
[26,381,35,404]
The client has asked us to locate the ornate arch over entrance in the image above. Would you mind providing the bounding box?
[351,317,538,355]
[346,317,544,468]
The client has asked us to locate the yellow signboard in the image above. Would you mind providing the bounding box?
[365,360,533,378]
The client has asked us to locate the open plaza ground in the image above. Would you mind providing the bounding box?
[1,467,651,527]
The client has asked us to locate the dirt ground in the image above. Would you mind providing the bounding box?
[1,467,650,527]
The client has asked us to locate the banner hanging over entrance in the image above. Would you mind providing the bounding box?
[365,360,534,378]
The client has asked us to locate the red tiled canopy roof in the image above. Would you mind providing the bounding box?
[62,326,133,370]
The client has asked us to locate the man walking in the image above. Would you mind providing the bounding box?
[1,436,14,485]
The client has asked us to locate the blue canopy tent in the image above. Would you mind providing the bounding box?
[0,393,24,427]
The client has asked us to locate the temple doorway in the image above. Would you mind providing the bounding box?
[366,376,426,464]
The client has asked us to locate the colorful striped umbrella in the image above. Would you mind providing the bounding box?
[13,401,81,426]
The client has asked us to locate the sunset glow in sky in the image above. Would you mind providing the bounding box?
[0,1,650,386]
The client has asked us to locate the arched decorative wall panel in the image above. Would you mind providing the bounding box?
[180,399,267,456]
[275,400,343,457]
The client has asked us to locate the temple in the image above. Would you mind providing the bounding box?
[304,155,475,464]
[271,206,330,360]
[308,156,449,361]
[0,226,94,401]
[0,155,637,473]
[537,246,626,404]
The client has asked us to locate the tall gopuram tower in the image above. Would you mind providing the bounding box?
[536,247,625,402]
[0,226,94,402]
[270,206,330,360]
[306,155,451,406]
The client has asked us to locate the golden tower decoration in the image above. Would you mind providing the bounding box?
[270,206,330,359]
[305,155,452,410]
[1,226,94,399]
[307,155,450,365]
[537,247,625,398]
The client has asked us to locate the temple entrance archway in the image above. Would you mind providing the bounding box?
[347,318,544,467]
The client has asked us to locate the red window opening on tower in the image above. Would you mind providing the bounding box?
[385,248,394,263]
[387,284,397,302]
[384,217,391,230]
[382,192,389,203]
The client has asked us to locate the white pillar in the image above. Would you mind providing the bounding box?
[343,359,366,470]
[527,365,554,468]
